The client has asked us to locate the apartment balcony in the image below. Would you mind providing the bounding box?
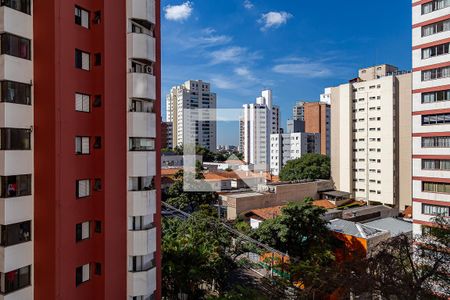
[127,190,157,217]
[0,151,32,176]
[127,0,156,24]
[0,241,32,273]
[0,55,32,83]
[0,285,32,300]
[127,73,156,100]
[127,267,156,297]
[0,103,32,129]
[127,227,157,256]
[128,151,156,177]
[0,6,32,40]
[127,33,156,63]
[128,112,156,138]
[0,196,32,225]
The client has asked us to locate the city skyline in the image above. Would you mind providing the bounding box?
[162,0,412,145]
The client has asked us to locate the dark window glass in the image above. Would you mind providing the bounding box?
[0,221,31,246]
[130,215,154,231]
[422,89,450,103]
[129,177,154,191]
[0,128,31,150]
[0,81,31,105]
[93,95,102,107]
[94,53,101,66]
[0,174,31,198]
[129,138,155,151]
[0,265,31,294]
[93,11,101,24]
[422,113,450,125]
[95,263,101,275]
[75,49,90,70]
[0,33,30,60]
[94,178,102,191]
[95,221,102,233]
[94,137,101,149]
[0,0,31,14]
[75,266,83,286]
[130,254,155,272]
[423,181,450,194]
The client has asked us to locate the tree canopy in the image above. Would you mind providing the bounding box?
[162,206,236,299]
[164,169,218,213]
[252,198,337,293]
[279,153,330,182]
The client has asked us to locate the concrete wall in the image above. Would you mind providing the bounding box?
[397,73,412,211]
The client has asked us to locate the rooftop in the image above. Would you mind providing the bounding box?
[328,219,387,239]
[322,190,351,198]
[365,217,412,237]
[313,200,337,209]
[244,205,284,221]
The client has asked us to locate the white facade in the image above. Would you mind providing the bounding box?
[0,3,33,300]
[127,0,157,298]
[292,101,306,121]
[166,80,217,151]
[270,132,321,176]
[330,65,412,207]
[412,0,450,236]
[320,87,332,105]
[241,90,280,171]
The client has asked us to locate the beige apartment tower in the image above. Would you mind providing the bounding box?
[330,65,412,210]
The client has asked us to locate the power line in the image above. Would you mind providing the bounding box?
[162,201,289,258]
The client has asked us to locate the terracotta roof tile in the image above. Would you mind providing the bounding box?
[313,200,337,209]
[161,168,182,176]
[245,205,284,220]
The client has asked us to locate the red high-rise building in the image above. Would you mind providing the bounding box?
[0,1,161,299]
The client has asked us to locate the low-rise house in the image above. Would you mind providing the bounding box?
[244,206,284,229]
[220,180,334,220]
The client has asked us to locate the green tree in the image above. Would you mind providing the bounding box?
[253,199,337,295]
[254,198,330,259]
[165,175,217,213]
[279,153,330,182]
[163,207,236,299]
[350,216,450,299]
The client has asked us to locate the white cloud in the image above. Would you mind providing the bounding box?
[259,11,292,31]
[272,62,333,78]
[234,67,255,81]
[211,77,235,90]
[164,1,193,22]
[243,0,254,9]
[210,47,261,64]
[191,28,232,47]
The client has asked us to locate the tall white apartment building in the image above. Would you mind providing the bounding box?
[412,0,450,235]
[330,65,412,209]
[270,132,321,176]
[320,88,332,105]
[292,101,306,121]
[241,90,280,170]
[166,80,217,151]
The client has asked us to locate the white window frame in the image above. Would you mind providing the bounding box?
[75,136,90,155]
[75,93,90,112]
[77,179,91,198]
[75,6,90,28]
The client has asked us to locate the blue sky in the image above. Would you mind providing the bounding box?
[162,0,412,146]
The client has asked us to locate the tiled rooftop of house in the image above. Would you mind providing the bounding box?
[245,205,284,221]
